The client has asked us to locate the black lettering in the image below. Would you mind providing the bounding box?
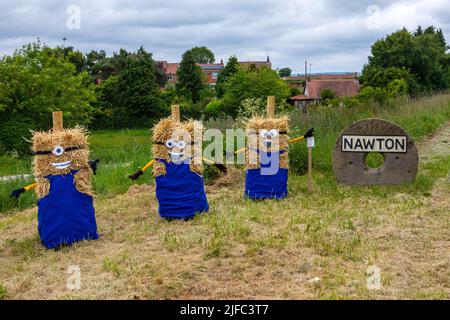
[363,138,375,150]
[354,138,363,150]
[343,137,353,150]
[395,138,406,151]
[385,138,394,150]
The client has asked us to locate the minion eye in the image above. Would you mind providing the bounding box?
[52,146,65,156]
[260,129,269,138]
[165,139,175,148]
[177,140,186,149]
[269,129,278,137]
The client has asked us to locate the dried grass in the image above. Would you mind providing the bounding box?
[32,126,92,197]
[245,116,289,169]
[151,117,204,176]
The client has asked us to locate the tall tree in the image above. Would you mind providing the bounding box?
[278,67,292,77]
[0,41,95,153]
[114,47,165,127]
[222,67,290,118]
[176,50,205,103]
[216,55,239,97]
[186,46,215,64]
[361,26,450,94]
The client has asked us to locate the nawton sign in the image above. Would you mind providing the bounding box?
[333,119,418,185]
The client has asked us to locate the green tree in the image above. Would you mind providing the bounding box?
[115,47,165,127]
[216,55,239,97]
[176,50,205,103]
[361,26,450,94]
[0,41,95,154]
[278,67,292,77]
[222,67,290,118]
[186,46,215,64]
[320,88,336,102]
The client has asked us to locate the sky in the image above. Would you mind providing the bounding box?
[1,0,449,74]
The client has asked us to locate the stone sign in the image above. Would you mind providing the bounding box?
[333,118,418,185]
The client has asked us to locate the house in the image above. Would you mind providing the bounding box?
[157,61,224,86]
[198,62,224,86]
[289,79,361,110]
[238,56,272,70]
[284,72,359,91]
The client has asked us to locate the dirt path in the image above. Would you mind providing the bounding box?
[418,121,450,163]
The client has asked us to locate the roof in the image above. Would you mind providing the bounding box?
[286,73,358,81]
[289,94,313,101]
[305,80,360,99]
[198,63,224,71]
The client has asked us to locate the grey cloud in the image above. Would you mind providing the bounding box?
[0,0,449,73]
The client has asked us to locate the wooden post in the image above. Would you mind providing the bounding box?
[267,96,275,118]
[307,144,313,193]
[171,105,180,123]
[52,111,63,131]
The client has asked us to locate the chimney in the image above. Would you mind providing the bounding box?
[267,55,270,62]
[220,59,224,65]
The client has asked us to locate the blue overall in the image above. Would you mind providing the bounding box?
[245,150,288,200]
[37,170,98,249]
[155,159,209,219]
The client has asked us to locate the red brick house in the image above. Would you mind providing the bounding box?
[158,61,224,86]
[238,56,272,70]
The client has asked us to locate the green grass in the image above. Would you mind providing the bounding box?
[1,94,450,214]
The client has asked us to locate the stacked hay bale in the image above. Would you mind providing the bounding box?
[244,97,290,199]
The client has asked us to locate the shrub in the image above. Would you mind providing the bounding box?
[0,115,34,155]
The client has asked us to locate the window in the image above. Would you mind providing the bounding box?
[212,72,218,79]
[168,74,173,80]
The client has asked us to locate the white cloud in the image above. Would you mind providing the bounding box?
[0,0,449,73]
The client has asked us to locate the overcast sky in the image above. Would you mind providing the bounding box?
[1,0,449,73]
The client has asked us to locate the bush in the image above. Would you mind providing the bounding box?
[204,99,225,119]
[0,115,34,155]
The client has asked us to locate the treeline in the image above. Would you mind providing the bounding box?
[0,42,290,154]
[1,25,449,155]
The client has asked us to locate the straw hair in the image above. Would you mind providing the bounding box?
[245,115,289,169]
[152,117,204,176]
[32,126,93,198]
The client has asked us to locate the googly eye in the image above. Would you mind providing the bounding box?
[165,139,175,148]
[260,129,269,138]
[52,145,65,156]
[177,140,186,149]
[269,129,279,138]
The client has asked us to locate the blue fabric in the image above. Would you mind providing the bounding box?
[37,170,98,249]
[155,159,209,219]
[245,150,288,199]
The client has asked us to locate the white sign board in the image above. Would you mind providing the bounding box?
[307,137,315,148]
[341,135,407,153]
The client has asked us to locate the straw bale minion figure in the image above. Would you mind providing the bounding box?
[129,106,209,220]
[238,97,313,200]
[10,112,99,249]
[245,115,290,199]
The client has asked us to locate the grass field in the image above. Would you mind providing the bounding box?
[0,95,449,299]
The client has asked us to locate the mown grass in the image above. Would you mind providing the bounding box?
[1,94,450,214]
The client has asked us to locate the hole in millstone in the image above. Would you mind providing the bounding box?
[365,152,385,169]
[395,156,399,160]
[349,161,353,165]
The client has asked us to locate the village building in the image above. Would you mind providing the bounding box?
[157,56,272,87]
[289,78,361,110]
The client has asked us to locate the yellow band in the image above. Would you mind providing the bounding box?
[289,136,305,144]
[142,159,155,172]
[24,182,38,191]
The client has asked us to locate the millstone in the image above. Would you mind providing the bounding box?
[332,118,418,185]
